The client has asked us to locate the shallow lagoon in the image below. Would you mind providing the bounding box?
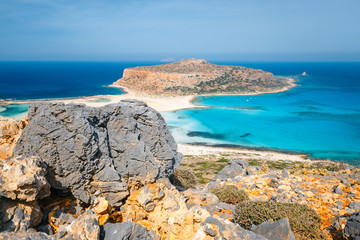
[163,62,360,165]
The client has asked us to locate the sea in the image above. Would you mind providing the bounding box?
[1,61,359,166]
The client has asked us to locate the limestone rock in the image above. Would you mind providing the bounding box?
[251,218,296,240]
[182,188,219,206]
[344,211,360,239]
[0,229,52,240]
[121,179,211,239]
[210,160,248,184]
[0,156,50,202]
[0,116,28,160]
[193,216,267,240]
[102,222,154,240]
[14,101,182,206]
[56,209,100,240]
[0,199,42,233]
[202,202,236,221]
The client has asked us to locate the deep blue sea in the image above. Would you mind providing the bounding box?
[1,61,359,165]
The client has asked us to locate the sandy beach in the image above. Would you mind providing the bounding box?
[177,143,309,162]
[4,77,296,113]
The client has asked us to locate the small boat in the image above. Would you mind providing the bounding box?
[301,72,307,76]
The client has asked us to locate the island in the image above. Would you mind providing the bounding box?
[112,58,295,96]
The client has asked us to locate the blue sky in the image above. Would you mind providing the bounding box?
[0,0,359,61]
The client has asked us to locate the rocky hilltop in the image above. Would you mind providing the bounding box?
[113,58,293,95]
[0,101,359,240]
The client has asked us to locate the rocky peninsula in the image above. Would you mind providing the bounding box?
[112,58,295,96]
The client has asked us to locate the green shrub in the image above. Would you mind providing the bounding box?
[234,201,326,240]
[210,185,249,205]
[169,169,198,188]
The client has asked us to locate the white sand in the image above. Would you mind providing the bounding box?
[177,143,309,162]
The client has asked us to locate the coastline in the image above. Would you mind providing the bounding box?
[2,77,297,113]
[0,77,320,165]
[177,143,310,162]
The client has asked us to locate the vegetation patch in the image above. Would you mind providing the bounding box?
[234,201,326,240]
[210,185,249,205]
[169,169,198,188]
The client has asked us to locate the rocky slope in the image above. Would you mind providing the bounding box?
[1,101,359,239]
[113,58,293,95]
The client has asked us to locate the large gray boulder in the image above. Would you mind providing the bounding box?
[14,100,182,206]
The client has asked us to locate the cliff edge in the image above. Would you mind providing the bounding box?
[113,58,293,95]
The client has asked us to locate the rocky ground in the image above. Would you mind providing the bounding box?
[0,101,359,240]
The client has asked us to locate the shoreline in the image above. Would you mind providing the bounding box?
[2,77,336,166]
[2,77,297,112]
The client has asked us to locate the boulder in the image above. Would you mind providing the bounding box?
[0,116,28,160]
[344,211,360,239]
[0,199,42,232]
[251,218,296,240]
[182,188,219,206]
[121,178,211,239]
[102,222,154,240]
[14,101,182,206]
[208,160,248,188]
[56,209,100,240]
[0,156,50,202]
[193,216,267,240]
[0,210,100,240]
[0,229,52,240]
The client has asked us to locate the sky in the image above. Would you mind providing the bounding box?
[0,0,360,61]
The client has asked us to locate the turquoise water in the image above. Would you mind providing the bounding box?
[0,61,156,120]
[163,62,360,166]
[0,104,29,120]
[1,61,359,165]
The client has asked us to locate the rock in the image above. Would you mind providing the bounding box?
[0,199,42,232]
[193,216,267,240]
[182,188,219,206]
[211,160,248,181]
[344,211,360,239]
[121,179,212,239]
[0,116,28,160]
[102,222,154,240]
[202,202,235,221]
[348,201,360,211]
[14,101,182,206]
[267,179,280,188]
[251,218,295,240]
[56,209,100,240]
[281,169,290,178]
[37,225,53,235]
[333,185,344,194]
[0,156,50,202]
[0,229,52,240]
[93,197,109,215]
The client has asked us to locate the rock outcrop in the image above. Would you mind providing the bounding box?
[113,58,293,95]
[102,222,155,240]
[120,178,266,239]
[0,156,50,202]
[14,100,182,206]
[0,156,50,233]
[0,116,28,159]
[251,218,296,240]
